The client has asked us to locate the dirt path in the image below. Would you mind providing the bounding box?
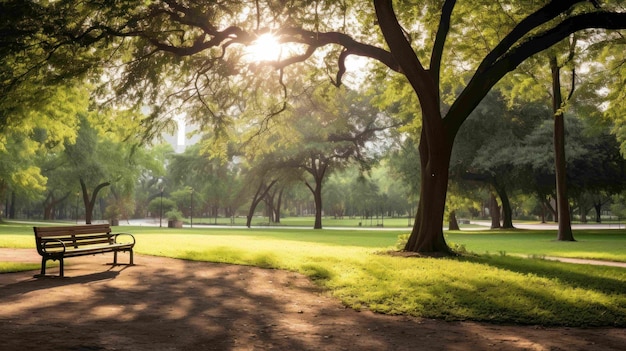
[0,249,624,351]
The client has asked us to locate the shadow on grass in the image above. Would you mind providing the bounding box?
[351,252,626,327]
[461,255,626,295]
[442,255,626,326]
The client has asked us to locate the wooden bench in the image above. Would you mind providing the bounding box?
[33,224,135,277]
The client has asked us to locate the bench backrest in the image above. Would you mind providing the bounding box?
[34,224,113,252]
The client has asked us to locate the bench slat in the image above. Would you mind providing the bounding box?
[34,224,112,238]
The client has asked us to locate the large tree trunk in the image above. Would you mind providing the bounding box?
[543,196,557,222]
[43,192,70,221]
[494,185,514,229]
[550,56,575,241]
[245,179,276,228]
[404,128,452,254]
[593,203,602,223]
[448,210,460,230]
[263,198,274,223]
[80,179,111,225]
[305,180,324,229]
[304,159,327,230]
[490,193,501,229]
[43,199,55,220]
[313,186,322,229]
[9,190,16,219]
[274,188,283,224]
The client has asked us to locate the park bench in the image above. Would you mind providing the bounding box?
[33,224,135,277]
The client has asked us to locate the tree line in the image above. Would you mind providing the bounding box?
[2,80,624,230]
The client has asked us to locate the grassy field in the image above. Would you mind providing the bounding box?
[1,221,625,327]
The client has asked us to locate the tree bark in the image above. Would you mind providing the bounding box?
[305,179,324,229]
[550,56,575,241]
[304,157,328,230]
[545,197,557,222]
[494,185,514,229]
[9,191,16,219]
[43,192,70,220]
[490,193,501,229]
[274,188,283,224]
[448,210,460,230]
[404,128,453,254]
[43,195,55,221]
[263,197,273,222]
[245,180,276,228]
[80,179,110,225]
[594,203,602,223]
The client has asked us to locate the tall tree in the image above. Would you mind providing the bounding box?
[61,110,147,224]
[0,84,85,219]
[272,84,390,229]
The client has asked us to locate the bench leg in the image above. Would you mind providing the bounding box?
[110,249,134,266]
[38,257,63,277]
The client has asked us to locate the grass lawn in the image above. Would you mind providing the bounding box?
[1,221,625,327]
[446,229,626,262]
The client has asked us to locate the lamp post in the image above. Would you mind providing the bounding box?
[159,188,163,228]
[190,188,194,228]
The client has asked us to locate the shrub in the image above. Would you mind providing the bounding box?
[395,233,410,250]
[148,197,176,217]
[166,209,184,221]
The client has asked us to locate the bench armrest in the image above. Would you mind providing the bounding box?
[112,232,136,245]
[41,238,66,254]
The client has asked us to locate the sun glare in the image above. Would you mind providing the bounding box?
[246,33,282,62]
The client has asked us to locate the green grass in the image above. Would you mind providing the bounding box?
[1,221,625,327]
[0,262,40,273]
[445,229,626,262]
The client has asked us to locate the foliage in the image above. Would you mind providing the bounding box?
[239,81,394,228]
[395,233,410,250]
[104,204,121,220]
[0,84,87,205]
[147,197,176,218]
[166,209,184,221]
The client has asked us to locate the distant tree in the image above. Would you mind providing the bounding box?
[61,110,147,224]
[167,142,244,221]
[568,131,626,222]
[245,83,391,229]
[0,84,85,218]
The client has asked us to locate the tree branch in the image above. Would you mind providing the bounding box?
[373,0,429,95]
[476,0,586,75]
[445,11,626,140]
[430,0,456,94]
[268,28,400,80]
